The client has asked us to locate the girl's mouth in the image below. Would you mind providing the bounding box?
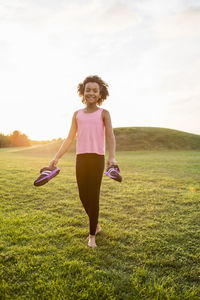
[87,97,96,100]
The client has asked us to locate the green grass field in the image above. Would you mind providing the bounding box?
[0,149,200,299]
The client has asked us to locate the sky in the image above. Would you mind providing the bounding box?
[1,0,200,140]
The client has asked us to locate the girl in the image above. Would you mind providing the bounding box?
[49,75,117,248]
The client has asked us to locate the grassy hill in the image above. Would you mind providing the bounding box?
[114,127,200,151]
[14,127,200,156]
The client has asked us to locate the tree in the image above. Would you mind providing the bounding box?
[0,133,11,147]
[10,130,30,147]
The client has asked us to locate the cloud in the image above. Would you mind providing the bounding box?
[153,8,200,39]
[164,95,200,134]
[130,0,200,16]
[1,0,200,138]
[137,8,200,101]
[96,1,142,33]
[0,0,141,35]
[167,95,200,112]
[41,0,142,36]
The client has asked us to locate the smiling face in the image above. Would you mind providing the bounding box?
[83,82,101,105]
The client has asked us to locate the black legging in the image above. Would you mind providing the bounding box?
[76,153,105,235]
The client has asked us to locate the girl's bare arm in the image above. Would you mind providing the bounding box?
[49,111,78,167]
[103,109,117,167]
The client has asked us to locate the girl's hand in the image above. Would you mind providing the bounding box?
[49,158,58,168]
[107,158,117,168]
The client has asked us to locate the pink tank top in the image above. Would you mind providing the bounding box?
[76,108,105,155]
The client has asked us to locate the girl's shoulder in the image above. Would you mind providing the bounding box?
[102,108,109,113]
[102,108,110,117]
[101,109,111,124]
[74,109,82,116]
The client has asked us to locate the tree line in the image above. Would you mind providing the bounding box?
[0,131,30,147]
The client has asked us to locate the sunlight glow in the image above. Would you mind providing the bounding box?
[1,0,200,140]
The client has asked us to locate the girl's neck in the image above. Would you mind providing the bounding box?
[84,104,99,112]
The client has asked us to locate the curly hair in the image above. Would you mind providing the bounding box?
[77,75,109,106]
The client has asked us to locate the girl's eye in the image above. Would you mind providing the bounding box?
[85,88,99,93]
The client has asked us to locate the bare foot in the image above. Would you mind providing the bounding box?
[88,235,97,248]
[86,224,102,240]
[95,224,102,234]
